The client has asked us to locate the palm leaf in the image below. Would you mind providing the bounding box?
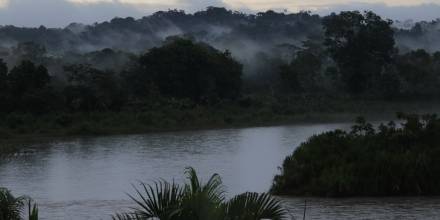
[112,167,288,220]
[113,180,183,220]
[179,167,225,220]
[112,213,143,220]
[184,167,225,203]
[224,192,287,220]
[28,199,38,220]
[0,187,25,220]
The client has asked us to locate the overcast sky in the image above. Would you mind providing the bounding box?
[0,0,439,27]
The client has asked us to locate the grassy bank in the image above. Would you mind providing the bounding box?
[271,113,440,197]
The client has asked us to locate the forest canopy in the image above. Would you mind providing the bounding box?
[0,8,440,116]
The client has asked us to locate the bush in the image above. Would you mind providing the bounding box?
[271,113,440,196]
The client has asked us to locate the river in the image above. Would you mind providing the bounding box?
[1,123,439,219]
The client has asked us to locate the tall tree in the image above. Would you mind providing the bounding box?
[280,40,325,94]
[0,59,7,90]
[8,60,53,113]
[131,38,242,103]
[323,11,395,94]
[395,49,439,96]
[64,64,125,111]
[0,59,8,112]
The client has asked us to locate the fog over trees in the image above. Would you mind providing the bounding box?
[0,7,440,115]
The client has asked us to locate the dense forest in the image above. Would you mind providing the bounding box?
[1,7,440,136]
[271,113,440,196]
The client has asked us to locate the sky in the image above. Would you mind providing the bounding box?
[0,0,440,27]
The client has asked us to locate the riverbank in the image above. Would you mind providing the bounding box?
[1,99,439,142]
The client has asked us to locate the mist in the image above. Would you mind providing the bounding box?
[0,8,322,79]
[1,6,440,81]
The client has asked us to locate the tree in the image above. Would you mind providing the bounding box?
[131,38,242,103]
[280,41,324,93]
[0,59,8,111]
[0,59,6,82]
[8,61,50,92]
[12,42,47,63]
[7,60,53,113]
[64,64,126,111]
[395,49,439,97]
[323,11,395,94]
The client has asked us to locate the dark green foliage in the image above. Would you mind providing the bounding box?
[64,64,126,111]
[1,9,440,136]
[0,59,8,111]
[113,167,287,220]
[28,200,38,220]
[0,188,24,220]
[223,192,287,220]
[395,49,440,96]
[271,114,440,196]
[12,42,46,63]
[8,61,50,95]
[280,41,324,93]
[0,59,7,83]
[6,60,54,113]
[323,11,395,94]
[0,8,322,52]
[131,39,242,103]
[125,181,183,219]
[0,188,39,220]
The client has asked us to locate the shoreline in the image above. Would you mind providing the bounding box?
[0,112,389,143]
[1,99,440,145]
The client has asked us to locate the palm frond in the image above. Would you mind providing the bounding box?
[184,167,201,194]
[112,213,144,220]
[224,192,288,220]
[179,167,225,220]
[0,187,25,220]
[113,180,183,220]
[203,173,226,204]
[113,167,288,220]
[184,167,225,203]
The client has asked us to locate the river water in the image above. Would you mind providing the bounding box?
[1,123,439,219]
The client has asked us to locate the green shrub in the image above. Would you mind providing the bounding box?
[271,113,440,196]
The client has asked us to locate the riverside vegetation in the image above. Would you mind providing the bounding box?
[1,9,440,138]
[271,113,440,197]
[2,6,440,220]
